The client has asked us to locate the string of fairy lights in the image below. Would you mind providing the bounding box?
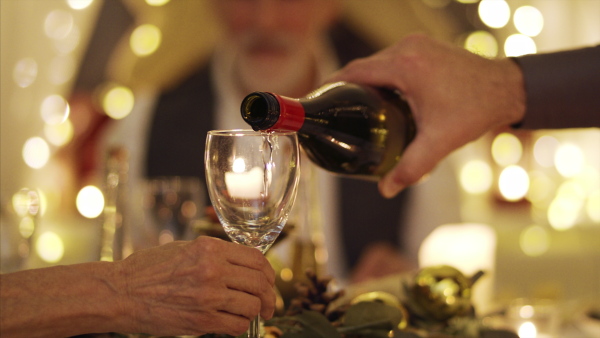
[4,0,599,268]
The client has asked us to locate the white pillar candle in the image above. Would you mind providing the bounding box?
[225,166,264,199]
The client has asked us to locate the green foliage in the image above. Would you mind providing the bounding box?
[266,310,341,338]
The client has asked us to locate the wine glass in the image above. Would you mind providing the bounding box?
[205,129,300,337]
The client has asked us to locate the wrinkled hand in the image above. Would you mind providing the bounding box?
[328,34,526,198]
[117,236,276,336]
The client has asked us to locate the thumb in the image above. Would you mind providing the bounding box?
[378,131,450,198]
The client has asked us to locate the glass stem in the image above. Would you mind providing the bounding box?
[248,315,260,338]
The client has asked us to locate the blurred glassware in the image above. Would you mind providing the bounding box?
[506,298,560,338]
[142,176,205,246]
[100,147,130,261]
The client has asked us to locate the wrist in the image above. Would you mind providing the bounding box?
[0,262,132,337]
[65,261,133,335]
[500,58,527,127]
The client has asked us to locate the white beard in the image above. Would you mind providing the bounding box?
[225,31,315,96]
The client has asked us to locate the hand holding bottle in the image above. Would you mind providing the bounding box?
[328,34,526,198]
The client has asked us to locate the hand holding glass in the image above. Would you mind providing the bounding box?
[205,130,300,337]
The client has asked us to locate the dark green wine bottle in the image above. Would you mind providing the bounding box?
[240,82,416,180]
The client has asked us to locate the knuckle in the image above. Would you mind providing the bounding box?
[394,34,431,69]
[195,236,221,254]
[249,298,261,317]
[254,254,269,271]
[261,274,273,293]
[197,261,221,282]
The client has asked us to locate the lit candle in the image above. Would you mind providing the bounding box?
[225,165,264,199]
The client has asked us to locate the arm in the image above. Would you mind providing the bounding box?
[514,45,600,129]
[1,261,130,338]
[1,236,276,337]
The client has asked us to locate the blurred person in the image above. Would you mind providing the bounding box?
[328,33,600,199]
[104,0,417,285]
[0,236,276,337]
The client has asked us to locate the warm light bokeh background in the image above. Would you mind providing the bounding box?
[1,0,599,318]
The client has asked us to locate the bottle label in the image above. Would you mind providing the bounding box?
[270,94,305,131]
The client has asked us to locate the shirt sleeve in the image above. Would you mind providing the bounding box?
[512,45,600,129]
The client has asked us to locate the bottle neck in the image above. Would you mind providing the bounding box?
[269,93,305,131]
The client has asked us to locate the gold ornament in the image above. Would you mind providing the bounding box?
[351,291,409,329]
[412,265,473,321]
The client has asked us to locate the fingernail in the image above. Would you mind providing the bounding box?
[380,180,403,199]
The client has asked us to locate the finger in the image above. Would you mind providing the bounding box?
[379,130,451,198]
[215,288,263,320]
[192,237,275,286]
[225,247,276,286]
[223,265,276,319]
[195,309,251,337]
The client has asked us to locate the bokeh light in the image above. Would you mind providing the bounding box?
[36,231,65,263]
[44,10,74,40]
[23,137,51,169]
[53,24,81,55]
[13,57,38,88]
[479,0,510,29]
[554,143,584,178]
[181,200,198,218]
[102,86,135,119]
[520,225,550,257]
[460,160,493,194]
[498,165,529,201]
[547,195,581,231]
[19,216,36,239]
[44,118,74,147]
[520,305,535,319]
[504,34,537,57]
[130,24,162,57]
[526,171,555,206]
[464,31,498,58]
[76,185,105,218]
[533,135,559,168]
[146,0,171,6]
[12,188,40,217]
[519,322,537,338]
[280,268,294,282]
[514,6,544,37]
[491,132,522,166]
[315,245,328,266]
[12,190,30,217]
[557,180,586,203]
[41,94,70,125]
[573,166,600,196]
[547,180,587,230]
[67,0,94,10]
[37,189,48,217]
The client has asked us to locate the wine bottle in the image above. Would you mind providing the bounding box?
[240,82,416,180]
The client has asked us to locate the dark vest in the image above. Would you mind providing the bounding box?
[145,22,410,270]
